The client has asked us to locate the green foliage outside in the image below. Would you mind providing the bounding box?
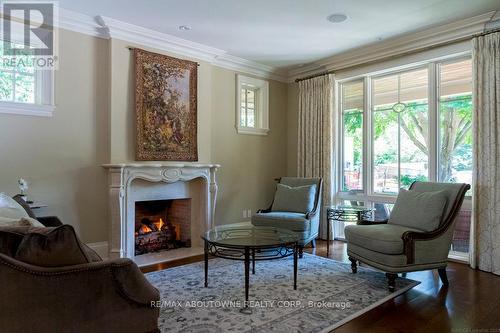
[343,94,473,187]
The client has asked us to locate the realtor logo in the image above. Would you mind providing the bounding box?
[1,1,58,69]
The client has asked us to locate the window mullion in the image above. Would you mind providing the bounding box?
[365,76,372,197]
[428,62,438,182]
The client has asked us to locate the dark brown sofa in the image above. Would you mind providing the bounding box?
[0,213,160,333]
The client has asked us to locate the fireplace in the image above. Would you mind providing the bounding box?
[135,199,191,256]
[103,163,219,266]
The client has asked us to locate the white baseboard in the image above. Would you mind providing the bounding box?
[86,241,109,260]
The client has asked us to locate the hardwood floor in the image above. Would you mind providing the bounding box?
[141,240,500,333]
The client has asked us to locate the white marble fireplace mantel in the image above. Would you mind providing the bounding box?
[103,163,220,265]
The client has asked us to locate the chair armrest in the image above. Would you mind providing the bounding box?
[357,219,388,225]
[402,228,449,264]
[37,216,63,227]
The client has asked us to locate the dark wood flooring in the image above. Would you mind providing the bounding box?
[141,240,500,333]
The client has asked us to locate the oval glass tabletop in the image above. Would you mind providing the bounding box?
[202,225,299,249]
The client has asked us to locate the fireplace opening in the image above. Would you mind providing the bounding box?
[134,199,191,256]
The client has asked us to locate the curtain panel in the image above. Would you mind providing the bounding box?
[472,31,500,275]
[297,74,334,239]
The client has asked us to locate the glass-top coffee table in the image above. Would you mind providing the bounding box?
[202,225,299,306]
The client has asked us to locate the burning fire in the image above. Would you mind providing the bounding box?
[139,224,153,233]
[154,218,165,231]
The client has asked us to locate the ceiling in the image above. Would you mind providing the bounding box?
[58,0,499,71]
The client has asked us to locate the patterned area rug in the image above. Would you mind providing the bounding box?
[146,254,419,333]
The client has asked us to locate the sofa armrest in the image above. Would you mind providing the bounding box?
[37,216,63,227]
[0,254,160,332]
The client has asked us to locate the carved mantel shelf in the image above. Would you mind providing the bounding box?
[102,162,220,262]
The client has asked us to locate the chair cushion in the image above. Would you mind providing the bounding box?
[251,212,310,232]
[388,188,448,231]
[13,225,102,267]
[272,183,316,214]
[345,224,422,254]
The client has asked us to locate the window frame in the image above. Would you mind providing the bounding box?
[0,37,55,117]
[336,53,473,260]
[236,74,269,136]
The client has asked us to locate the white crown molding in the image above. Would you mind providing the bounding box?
[58,8,108,38]
[2,7,287,82]
[97,15,288,82]
[288,11,497,82]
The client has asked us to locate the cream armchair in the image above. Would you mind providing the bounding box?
[251,177,323,257]
[345,181,470,291]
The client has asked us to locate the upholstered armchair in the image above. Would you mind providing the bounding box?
[345,181,470,291]
[251,177,323,257]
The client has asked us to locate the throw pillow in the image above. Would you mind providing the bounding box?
[14,225,101,267]
[0,193,29,219]
[272,183,316,214]
[389,189,448,232]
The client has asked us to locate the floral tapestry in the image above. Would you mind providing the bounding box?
[135,48,198,161]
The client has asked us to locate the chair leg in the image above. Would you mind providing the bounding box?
[386,273,397,292]
[438,268,449,286]
[310,239,316,248]
[348,256,357,274]
[298,246,304,258]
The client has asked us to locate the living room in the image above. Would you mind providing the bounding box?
[0,1,499,332]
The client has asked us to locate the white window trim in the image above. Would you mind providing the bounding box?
[236,74,269,136]
[0,26,55,117]
[336,52,472,205]
[0,69,55,117]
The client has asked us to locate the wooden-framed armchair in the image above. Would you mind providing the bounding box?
[251,177,323,257]
[345,181,470,291]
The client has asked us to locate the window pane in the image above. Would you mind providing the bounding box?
[14,74,35,103]
[0,71,13,101]
[373,68,429,193]
[373,110,399,194]
[240,107,246,127]
[247,108,255,128]
[438,59,473,191]
[342,80,363,192]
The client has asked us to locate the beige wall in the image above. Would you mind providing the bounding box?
[108,38,288,225]
[211,67,288,223]
[0,29,109,242]
[0,29,290,244]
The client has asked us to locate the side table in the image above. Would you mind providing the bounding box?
[326,206,374,257]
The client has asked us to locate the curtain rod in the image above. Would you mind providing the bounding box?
[126,46,200,66]
[294,26,500,83]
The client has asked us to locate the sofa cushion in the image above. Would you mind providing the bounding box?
[272,183,316,214]
[388,189,448,231]
[345,224,422,254]
[14,225,102,267]
[0,193,29,220]
[251,212,310,232]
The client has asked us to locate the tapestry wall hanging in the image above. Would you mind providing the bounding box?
[135,48,198,161]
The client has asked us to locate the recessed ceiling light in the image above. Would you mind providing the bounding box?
[178,25,191,31]
[327,13,348,23]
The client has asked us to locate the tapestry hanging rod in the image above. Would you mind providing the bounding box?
[294,26,500,83]
[126,46,200,66]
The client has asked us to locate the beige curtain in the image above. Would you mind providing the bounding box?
[472,31,500,275]
[297,74,334,239]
